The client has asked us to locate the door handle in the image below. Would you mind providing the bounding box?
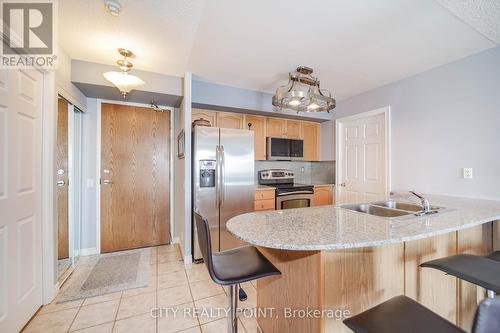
[103,180,113,185]
[220,145,225,207]
[215,145,220,208]
[57,180,65,187]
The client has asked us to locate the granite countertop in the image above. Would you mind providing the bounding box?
[255,184,276,191]
[313,183,335,187]
[226,194,500,251]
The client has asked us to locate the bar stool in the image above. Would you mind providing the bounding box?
[194,212,281,333]
[343,295,500,333]
[420,253,500,298]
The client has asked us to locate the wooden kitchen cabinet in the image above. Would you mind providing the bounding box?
[302,122,320,161]
[192,109,217,127]
[246,115,267,160]
[216,112,244,129]
[266,117,286,138]
[254,189,275,211]
[312,186,333,206]
[192,109,322,161]
[285,120,302,139]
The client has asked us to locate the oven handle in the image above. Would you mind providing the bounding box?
[277,190,314,196]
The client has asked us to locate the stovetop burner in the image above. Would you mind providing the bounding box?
[258,169,314,195]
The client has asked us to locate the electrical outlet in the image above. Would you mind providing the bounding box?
[462,168,473,179]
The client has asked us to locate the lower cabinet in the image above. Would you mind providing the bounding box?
[312,186,334,206]
[254,189,276,211]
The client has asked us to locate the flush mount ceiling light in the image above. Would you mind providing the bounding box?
[103,48,145,98]
[272,66,336,113]
[104,0,122,16]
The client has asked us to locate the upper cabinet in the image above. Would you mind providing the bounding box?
[302,122,320,161]
[192,109,217,127]
[285,120,302,139]
[245,115,266,160]
[192,108,322,161]
[266,117,286,138]
[217,112,245,129]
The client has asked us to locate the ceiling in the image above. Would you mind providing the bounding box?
[59,0,497,101]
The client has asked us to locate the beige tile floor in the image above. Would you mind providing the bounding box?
[23,245,260,333]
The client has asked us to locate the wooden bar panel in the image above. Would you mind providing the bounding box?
[257,248,324,333]
[323,244,404,333]
[456,223,492,330]
[405,233,457,323]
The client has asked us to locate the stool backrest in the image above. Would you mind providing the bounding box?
[473,297,500,333]
[194,212,217,280]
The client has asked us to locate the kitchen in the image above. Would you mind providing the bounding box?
[2,1,500,333]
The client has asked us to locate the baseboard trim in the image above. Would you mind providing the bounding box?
[171,237,180,244]
[80,247,99,256]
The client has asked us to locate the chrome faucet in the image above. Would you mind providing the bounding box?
[409,191,431,214]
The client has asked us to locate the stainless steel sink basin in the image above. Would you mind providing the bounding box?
[341,200,445,219]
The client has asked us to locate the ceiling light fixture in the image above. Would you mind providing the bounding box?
[272,66,336,113]
[104,0,122,16]
[103,48,145,98]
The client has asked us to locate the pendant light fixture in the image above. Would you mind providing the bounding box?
[272,66,336,113]
[103,48,145,98]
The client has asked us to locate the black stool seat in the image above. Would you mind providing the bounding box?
[343,295,465,333]
[486,251,500,262]
[211,245,280,285]
[420,254,500,293]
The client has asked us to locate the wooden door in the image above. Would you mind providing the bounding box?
[216,112,244,129]
[337,110,387,204]
[0,69,43,332]
[285,120,302,139]
[56,98,69,259]
[302,122,320,161]
[192,109,216,127]
[245,115,266,160]
[101,104,170,253]
[266,117,286,138]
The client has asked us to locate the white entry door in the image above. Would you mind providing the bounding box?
[336,107,390,204]
[0,69,44,332]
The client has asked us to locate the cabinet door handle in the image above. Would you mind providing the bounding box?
[103,180,113,185]
[57,180,65,187]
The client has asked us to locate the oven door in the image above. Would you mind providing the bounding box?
[276,193,313,210]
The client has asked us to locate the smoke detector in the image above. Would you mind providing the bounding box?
[104,0,122,16]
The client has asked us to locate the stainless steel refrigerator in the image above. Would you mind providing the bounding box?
[192,126,254,261]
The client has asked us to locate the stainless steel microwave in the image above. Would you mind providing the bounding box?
[266,137,304,161]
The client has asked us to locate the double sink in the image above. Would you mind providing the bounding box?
[341,200,443,218]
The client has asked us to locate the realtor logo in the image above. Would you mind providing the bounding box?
[1,0,57,69]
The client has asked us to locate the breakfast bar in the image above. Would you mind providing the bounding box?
[227,194,500,333]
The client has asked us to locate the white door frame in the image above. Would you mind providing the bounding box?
[95,99,175,255]
[335,106,392,201]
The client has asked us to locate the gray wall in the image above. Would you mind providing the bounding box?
[80,98,99,251]
[334,46,500,200]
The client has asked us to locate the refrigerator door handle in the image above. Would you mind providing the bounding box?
[220,145,225,206]
[215,145,221,208]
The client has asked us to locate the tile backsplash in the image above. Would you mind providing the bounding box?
[255,160,335,184]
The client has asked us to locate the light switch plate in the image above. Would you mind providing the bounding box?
[462,168,473,179]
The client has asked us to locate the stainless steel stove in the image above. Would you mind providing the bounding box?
[258,169,314,209]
